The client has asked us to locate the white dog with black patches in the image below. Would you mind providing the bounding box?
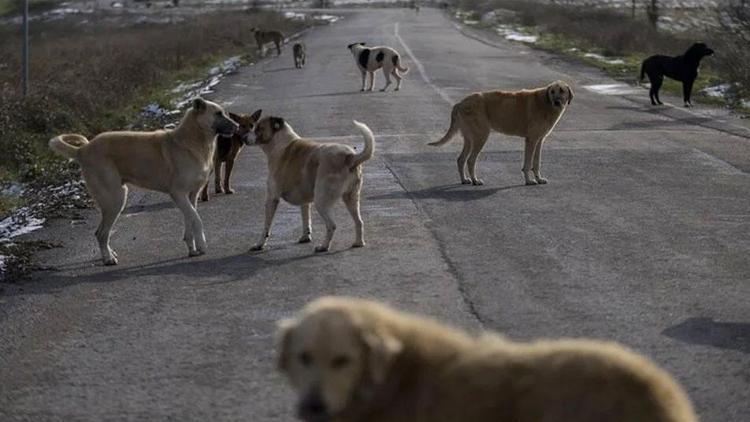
[348,43,409,92]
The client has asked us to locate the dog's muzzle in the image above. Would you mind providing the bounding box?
[244,131,258,145]
[297,393,330,422]
[553,100,563,107]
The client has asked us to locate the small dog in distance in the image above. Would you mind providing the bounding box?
[293,42,306,69]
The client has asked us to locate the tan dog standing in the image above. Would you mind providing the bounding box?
[278,297,697,422]
[429,81,573,186]
[247,115,374,253]
[49,98,237,265]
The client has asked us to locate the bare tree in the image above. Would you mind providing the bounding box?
[646,0,659,28]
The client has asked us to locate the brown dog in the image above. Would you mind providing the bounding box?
[251,28,284,56]
[278,297,697,422]
[200,110,261,201]
[49,99,237,265]
[429,81,573,186]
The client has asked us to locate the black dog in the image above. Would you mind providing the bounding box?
[640,43,714,107]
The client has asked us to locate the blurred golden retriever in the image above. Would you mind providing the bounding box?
[429,80,573,186]
[277,297,696,422]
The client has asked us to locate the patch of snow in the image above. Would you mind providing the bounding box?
[495,25,537,43]
[583,83,641,95]
[701,84,732,98]
[316,14,341,24]
[0,207,45,241]
[584,53,625,65]
[1,183,25,198]
[0,255,5,274]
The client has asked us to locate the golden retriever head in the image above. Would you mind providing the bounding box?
[190,98,238,137]
[228,109,262,145]
[545,80,574,108]
[277,298,403,422]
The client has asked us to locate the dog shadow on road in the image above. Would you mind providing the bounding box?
[368,183,524,202]
[15,248,344,296]
[662,317,750,355]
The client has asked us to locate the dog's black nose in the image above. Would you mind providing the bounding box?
[298,394,328,421]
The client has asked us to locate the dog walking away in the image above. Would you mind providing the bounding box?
[49,98,237,265]
[247,114,374,253]
[429,81,573,186]
[640,42,714,107]
[293,42,306,69]
[278,297,698,422]
[200,110,262,201]
[251,27,284,56]
[347,43,409,92]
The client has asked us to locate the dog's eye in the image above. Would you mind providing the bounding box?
[299,352,313,367]
[331,355,350,369]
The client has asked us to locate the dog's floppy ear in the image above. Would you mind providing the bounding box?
[250,109,263,122]
[566,84,574,105]
[192,98,207,112]
[361,326,402,385]
[270,117,285,132]
[276,318,297,372]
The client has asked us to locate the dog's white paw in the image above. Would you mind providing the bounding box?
[103,256,118,266]
[249,244,266,252]
[298,234,312,244]
[535,177,548,185]
[525,180,539,186]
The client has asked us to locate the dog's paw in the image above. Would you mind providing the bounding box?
[471,179,484,186]
[225,188,235,194]
[103,256,118,266]
[215,187,224,194]
[525,180,539,186]
[298,234,312,244]
[461,179,472,185]
[314,245,329,253]
[535,177,548,185]
[395,87,400,91]
[249,244,266,252]
[189,249,205,257]
[352,241,365,248]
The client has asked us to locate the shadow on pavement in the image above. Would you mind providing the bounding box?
[662,317,750,354]
[367,183,524,202]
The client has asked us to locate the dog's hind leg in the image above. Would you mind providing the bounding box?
[381,69,392,92]
[172,192,206,256]
[456,138,472,185]
[360,70,367,91]
[313,190,338,253]
[299,203,312,243]
[522,137,538,185]
[200,181,210,202]
[650,76,664,105]
[84,169,127,265]
[463,120,490,186]
[368,72,375,92]
[250,196,280,251]
[392,69,403,91]
[531,137,548,184]
[343,182,364,248]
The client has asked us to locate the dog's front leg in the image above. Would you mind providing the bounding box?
[214,157,224,194]
[173,192,206,256]
[683,79,694,107]
[531,137,548,184]
[522,137,538,185]
[250,196,280,251]
[224,158,236,194]
[360,70,367,91]
[367,72,375,91]
[299,203,312,243]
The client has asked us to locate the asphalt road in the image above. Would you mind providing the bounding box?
[2,8,750,422]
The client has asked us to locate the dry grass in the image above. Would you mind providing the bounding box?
[0,10,307,187]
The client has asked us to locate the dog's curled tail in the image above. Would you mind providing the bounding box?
[394,55,409,74]
[350,120,375,169]
[49,134,89,161]
[428,104,459,147]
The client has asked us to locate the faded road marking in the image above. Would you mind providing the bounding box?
[394,22,454,105]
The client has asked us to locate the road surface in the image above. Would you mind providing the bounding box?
[2,8,749,422]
